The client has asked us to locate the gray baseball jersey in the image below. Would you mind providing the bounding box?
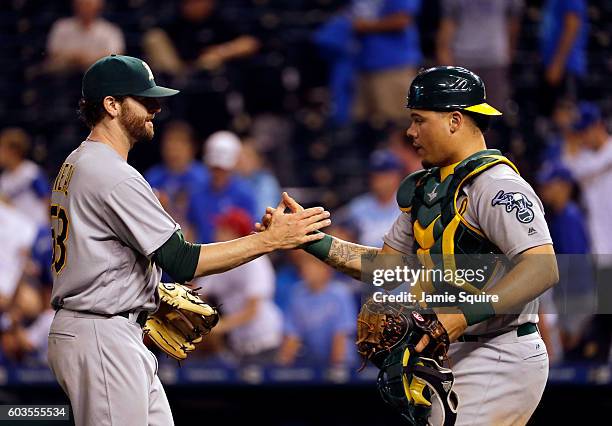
[383,164,553,334]
[50,140,179,314]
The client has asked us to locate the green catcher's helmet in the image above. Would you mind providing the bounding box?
[406,66,502,116]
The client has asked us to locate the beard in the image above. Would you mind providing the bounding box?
[118,103,154,144]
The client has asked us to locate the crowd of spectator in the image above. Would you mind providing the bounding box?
[0,0,611,369]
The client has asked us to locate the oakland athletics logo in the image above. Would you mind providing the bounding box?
[448,76,469,90]
[491,190,535,223]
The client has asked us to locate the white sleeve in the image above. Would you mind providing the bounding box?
[241,257,275,298]
[17,214,37,251]
[563,142,612,183]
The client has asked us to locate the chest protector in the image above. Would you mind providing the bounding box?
[397,149,519,296]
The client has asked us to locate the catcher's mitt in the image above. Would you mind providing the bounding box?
[356,299,455,425]
[356,298,449,368]
[144,282,219,361]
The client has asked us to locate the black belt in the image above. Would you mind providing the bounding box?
[57,308,149,328]
[118,310,149,328]
[457,322,539,342]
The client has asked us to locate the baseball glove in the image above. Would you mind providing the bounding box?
[356,298,449,368]
[144,282,219,361]
[356,299,456,425]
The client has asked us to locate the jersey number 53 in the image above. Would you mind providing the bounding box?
[50,204,69,274]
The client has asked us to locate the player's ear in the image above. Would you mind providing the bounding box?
[102,96,122,118]
[449,111,462,134]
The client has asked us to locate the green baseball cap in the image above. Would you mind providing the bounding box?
[82,54,179,101]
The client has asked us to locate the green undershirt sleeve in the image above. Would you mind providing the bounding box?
[152,230,201,283]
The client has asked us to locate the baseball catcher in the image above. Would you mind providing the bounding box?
[256,65,557,425]
[357,299,458,426]
[144,282,219,360]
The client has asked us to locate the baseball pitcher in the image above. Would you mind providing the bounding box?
[48,55,331,426]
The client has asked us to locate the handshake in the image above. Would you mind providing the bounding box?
[254,191,330,250]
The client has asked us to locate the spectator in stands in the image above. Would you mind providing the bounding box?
[0,128,49,226]
[537,161,594,357]
[145,121,208,226]
[563,103,612,269]
[235,139,281,219]
[144,0,260,136]
[537,289,563,365]
[538,0,588,115]
[143,0,260,75]
[562,102,612,361]
[277,250,357,366]
[0,200,37,313]
[0,282,54,365]
[29,227,54,292]
[188,131,256,243]
[198,208,282,364]
[313,9,358,126]
[274,250,303,316]
[542,99,578,162]
[275,223,364,315]
[341,149,403,247]
[350,0,422,126]
[436,0,523,112]
[538,162,588,255]
[45,0,125,73]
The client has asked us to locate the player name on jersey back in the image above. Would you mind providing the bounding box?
[52,163,75,195]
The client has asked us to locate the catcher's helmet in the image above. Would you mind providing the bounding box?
[406,66,502,116]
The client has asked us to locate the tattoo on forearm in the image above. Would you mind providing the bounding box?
[326,239,379,279]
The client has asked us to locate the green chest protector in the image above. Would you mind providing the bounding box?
[397,149,519,295]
